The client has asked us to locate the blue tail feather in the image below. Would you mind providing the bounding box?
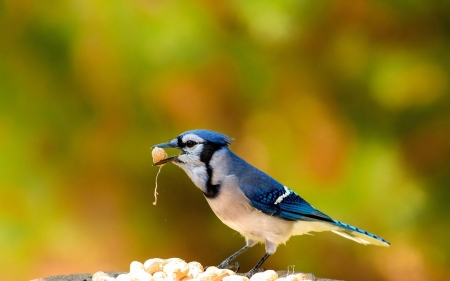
[332,219,390,247]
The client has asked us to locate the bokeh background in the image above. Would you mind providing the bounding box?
[1,1,450,280]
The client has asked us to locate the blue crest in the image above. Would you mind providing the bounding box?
[181,129,233,145]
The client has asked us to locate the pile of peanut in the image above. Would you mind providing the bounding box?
[92,258,313,281]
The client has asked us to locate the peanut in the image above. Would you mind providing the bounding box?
[152,147,168,166]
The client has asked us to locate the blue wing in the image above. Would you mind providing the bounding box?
[230,152,334,223]
[241,182,334,223]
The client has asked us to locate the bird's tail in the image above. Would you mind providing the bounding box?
[331,219,390,247]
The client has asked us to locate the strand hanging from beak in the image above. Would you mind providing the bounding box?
[152,147,168,205]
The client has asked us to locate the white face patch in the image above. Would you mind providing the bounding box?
[208,147,227,185]
[174,151,208,192]
[274,186,291,205]
[181,134,205,144]
[184,143,204,155]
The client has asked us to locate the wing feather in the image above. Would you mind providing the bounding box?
[241,183,334,223]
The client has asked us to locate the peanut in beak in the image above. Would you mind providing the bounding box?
[151,147,168,206]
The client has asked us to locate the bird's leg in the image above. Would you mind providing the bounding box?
[246,240,277,277]
[245,253,271,278]
[217,239,256,271]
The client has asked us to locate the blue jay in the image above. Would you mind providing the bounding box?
[152,129,390,276]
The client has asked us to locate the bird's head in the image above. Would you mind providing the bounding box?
[152,129,233,168]
[152,130,233,194]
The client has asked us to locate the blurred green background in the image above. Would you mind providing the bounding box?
[1,0,450,280]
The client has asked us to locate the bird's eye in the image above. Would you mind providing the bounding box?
[186,140,197,148]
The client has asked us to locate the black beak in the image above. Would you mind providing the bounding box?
[151,141,177,149]
[153,155,178,166]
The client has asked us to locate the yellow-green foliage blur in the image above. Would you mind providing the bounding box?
[1,1,449,281]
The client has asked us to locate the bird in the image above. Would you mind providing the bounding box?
[152,129,390,277]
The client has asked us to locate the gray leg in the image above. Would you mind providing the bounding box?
[217,239,257,271]
[246,253,271,277]
[245,239,277,277]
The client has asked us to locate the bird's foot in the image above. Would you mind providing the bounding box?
[217,261,240,272]
[245,267,265,278]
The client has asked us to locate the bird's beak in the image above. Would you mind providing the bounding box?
[151,141,176,149]
[153,155,178,166]
[151,140,180,166]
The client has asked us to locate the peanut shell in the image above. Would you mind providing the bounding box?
[152,147,168,166]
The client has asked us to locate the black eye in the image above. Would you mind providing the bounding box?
[186,140,197,148]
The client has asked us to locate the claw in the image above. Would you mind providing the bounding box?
[231,262,240,272]
[217,261,240,272]
[245,267,266,278]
